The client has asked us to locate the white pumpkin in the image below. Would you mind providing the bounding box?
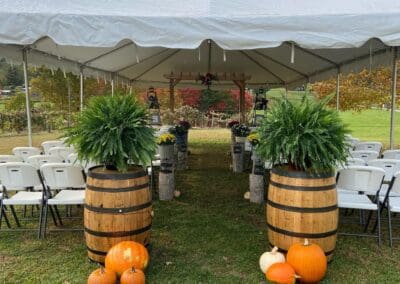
[243,191,250,199]
[174,190,181,197]
[259,246,286,273]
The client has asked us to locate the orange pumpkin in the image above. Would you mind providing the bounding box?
[105,241,149,275]
[87,267,117,284]
[266,262,297,284]
[287,239,327,283]
[120,267,146,284]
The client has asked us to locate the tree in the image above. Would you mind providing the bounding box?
[5,65,24,88]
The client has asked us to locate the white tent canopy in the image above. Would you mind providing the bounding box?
[0,0,398,145]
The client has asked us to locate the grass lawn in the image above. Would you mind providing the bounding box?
[0,111,400,283]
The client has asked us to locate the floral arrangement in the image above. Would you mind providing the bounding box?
[232,124,251,137]
[247,132,260,146]
[227,120,239,128]
[156,133,176,145]
[179,120,191,130]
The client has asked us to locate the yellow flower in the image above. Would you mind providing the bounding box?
[156,133,176,145]
[247,132,260,145]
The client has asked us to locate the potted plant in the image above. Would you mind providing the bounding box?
[257,95,348,261]
[156,133,176,161]
[232,123,250,143]
[247,132,263,174]
[64,94,156,263]
[227,120,240,143]
[169,121,190,151]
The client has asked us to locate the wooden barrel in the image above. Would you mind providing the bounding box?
[84,165,152,263]
[266,167,338,261]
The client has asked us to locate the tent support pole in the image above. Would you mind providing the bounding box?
[390,47,398,149]
[22,48,32,147]
[169,78,180,112]
[336,67,341,111]
[233,79,246,123]
[67,78,71,128]
[79,67,84,111]
[111,73,115,97]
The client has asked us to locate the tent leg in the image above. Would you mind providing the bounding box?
[390,47,398,149]
[111,75,115,97]
[22,48,32,147]
[79,67,84,112]
[336,68,340,111]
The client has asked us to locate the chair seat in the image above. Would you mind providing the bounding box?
[3,192,43,205]
[387,197,400,213]
[338,193,378,210]
[152,160,161,167]
[47,190,85,205]
[154,154,160,159]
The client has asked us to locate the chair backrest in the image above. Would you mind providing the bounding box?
[41,140,64,155]
[0,155,23,163]
[389,171,400,195]
[354,141,383,153]
[26,155,63,169]
[0,162,42,189]
[48,146,74,161]
[40,163,85,189]
[350,150,380,162]
[12,147,41,161]
[345,137,360,150]
[382,150,400,160]
[337,166,385,195]
[345,157,366,166]
[367,159,400,183]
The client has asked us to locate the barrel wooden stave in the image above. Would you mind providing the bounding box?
[84,166,152,263]
[266,168,338,261]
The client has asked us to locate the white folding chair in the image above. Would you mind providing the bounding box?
[12,147,41,162]
[40,163,86,237]
[345,137,360,151]
[0,163,45,238]
[346,157,366,166]
[41,140,64,155]
[354,141,383,153]
[337,166,385,245]
[27,155,64,169]
[48,146,74,161]
[368,159,400,198]
[382,150,400,160]
[0,155,23,163]
[350,150,380,162]
[382,171,400,246]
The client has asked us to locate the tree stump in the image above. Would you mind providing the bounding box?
[249,173,264,203]
[159,161,174,201]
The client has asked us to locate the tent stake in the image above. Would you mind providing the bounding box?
[390,47,398,149]
[22,48,32,147]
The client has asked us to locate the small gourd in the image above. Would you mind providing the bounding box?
[259,246,286,273]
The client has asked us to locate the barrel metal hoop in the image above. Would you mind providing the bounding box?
[268,242,334,256]
[85,224,152,238]
[267,199,338,213]
[271,167,334,179]
[86,246,107,256]
[84,201,152,214]
[87,166,147,180]
[267,223,337,238]
[269,179,336,191]
[86,183,149,193]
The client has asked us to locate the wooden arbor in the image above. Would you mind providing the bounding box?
[164,72,251,123]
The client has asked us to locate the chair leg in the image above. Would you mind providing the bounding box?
[54,206,63,226]
[42,203,49,238]
[1,208,11,228]
[388,206,393,248]
[377,208,382,246]
[49,206,58,226]
[37,203,44,239]
[9,206,21,227]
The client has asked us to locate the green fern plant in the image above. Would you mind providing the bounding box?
[64,94,156,172]
[256,95,349,172]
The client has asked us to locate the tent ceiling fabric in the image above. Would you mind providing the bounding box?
[0,0,399,88]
